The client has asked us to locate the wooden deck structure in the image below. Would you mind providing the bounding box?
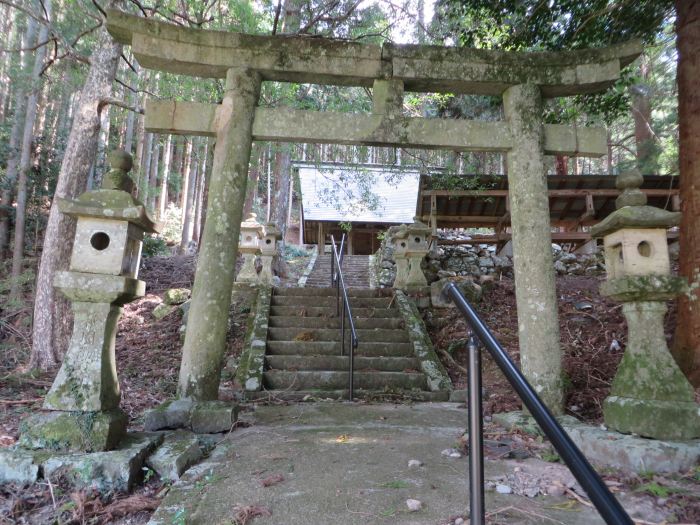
[417,174,679,250]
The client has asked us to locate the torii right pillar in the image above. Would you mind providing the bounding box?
[504,84,563,413]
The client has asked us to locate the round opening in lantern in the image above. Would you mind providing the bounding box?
[90,232,110,251]
[266,239,272,244]
[637,241,652,257]
[414,237,420,243]
[400,242,406,248]
[245,236,252,242]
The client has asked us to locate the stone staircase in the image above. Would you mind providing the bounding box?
[245,287,452,401]
[304,254,370,288]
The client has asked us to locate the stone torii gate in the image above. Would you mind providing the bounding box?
[106,10,640,412]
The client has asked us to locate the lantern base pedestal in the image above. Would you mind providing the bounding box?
[603,396,700,441]
[18,409,128,453]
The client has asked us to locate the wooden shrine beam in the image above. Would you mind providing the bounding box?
[144,100,608,156]
[107,9,641,96]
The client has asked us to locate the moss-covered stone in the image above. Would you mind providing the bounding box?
[153,303,177,320]
[42,432,162,492]
[164,288,191,305]
[236,286,271,391]
[394,290,452,392]
[19,410,128,453]
[602,300,700,439]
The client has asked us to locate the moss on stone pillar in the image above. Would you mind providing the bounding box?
[177,68,261,400]
[503,83,563,414]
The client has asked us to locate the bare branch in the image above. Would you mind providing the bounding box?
[98,97,144,114]
[115,77,160,99]
[271,0,282,35]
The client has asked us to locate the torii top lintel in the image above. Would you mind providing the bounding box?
[106,9,641,97]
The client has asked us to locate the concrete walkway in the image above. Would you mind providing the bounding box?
[149,403,663,524]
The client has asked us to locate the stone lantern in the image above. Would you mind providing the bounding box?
[21,150,158,452]
[390,224,410,288]
[259,222,281,284]
[236,213,263,283]
[591,169,699,440]
[404,217,432,287]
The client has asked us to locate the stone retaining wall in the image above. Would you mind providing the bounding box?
[374,231,606,288]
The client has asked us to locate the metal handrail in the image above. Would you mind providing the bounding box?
[331,234,359,400]
[443,282,633,525]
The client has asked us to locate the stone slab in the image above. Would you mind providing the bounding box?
[190,402,238,434]
[144,399,194,431]
[19,409,128,453]
[145,100,608,156]
[0,448,40,484]
[493,411,700,474]
[146,431,203,481]
[107,9,640,97]
[147,403,667,525]
[144,399,238,433]
[42,432,163,492]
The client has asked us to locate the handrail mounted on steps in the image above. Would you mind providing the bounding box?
[443,282,633,525]
[331,234,358,400]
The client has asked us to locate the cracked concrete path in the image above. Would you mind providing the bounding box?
[148,402,664,524]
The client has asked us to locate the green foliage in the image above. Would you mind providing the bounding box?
[283,244,311,259]
[635,482,685,498]
[142,235,169,258]
[380,480,411,489]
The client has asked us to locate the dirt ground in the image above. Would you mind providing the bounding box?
[1,253,699,524]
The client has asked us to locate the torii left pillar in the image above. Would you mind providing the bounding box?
[178,68,261,400]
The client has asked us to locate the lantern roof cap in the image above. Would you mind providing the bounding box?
[241,213,264,233]
[57,190,159,233]
[591,205,680,238]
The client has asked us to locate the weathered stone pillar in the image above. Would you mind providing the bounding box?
[390,224,409,288]
[259,222,281,284]
[236,213,263,283]
[178,68,261,400]
[503,84,563,413]
[21,150,157,452]
[592,170,699,440]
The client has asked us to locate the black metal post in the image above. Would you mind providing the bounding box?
[349,336,355,400]
[444,282,633,525]
[467,335,485,525]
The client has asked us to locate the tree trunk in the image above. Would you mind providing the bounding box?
[673,0,700,385]
[11,0,51,298]
[554,155,569,175]
[158,135,172,218]
[0,17,37,261]
[123,62,138,154]
[31,10,123,370]
[631,55,659,174]
[180,138,198,252]
[180,139,194,223]
[148,141,160,213]
[193,139,209,244]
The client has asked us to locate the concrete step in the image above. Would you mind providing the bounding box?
[263,370,428,391]
[266,355,420,372]
[271,296,394,308]
[267,327,410,343]
[245,389,450,402]
[270,306,401,318]
[274,287,389,298]
[266,341,415,357]
[268,316,404,330]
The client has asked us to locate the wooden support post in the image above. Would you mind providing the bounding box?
[318,222,325,255]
